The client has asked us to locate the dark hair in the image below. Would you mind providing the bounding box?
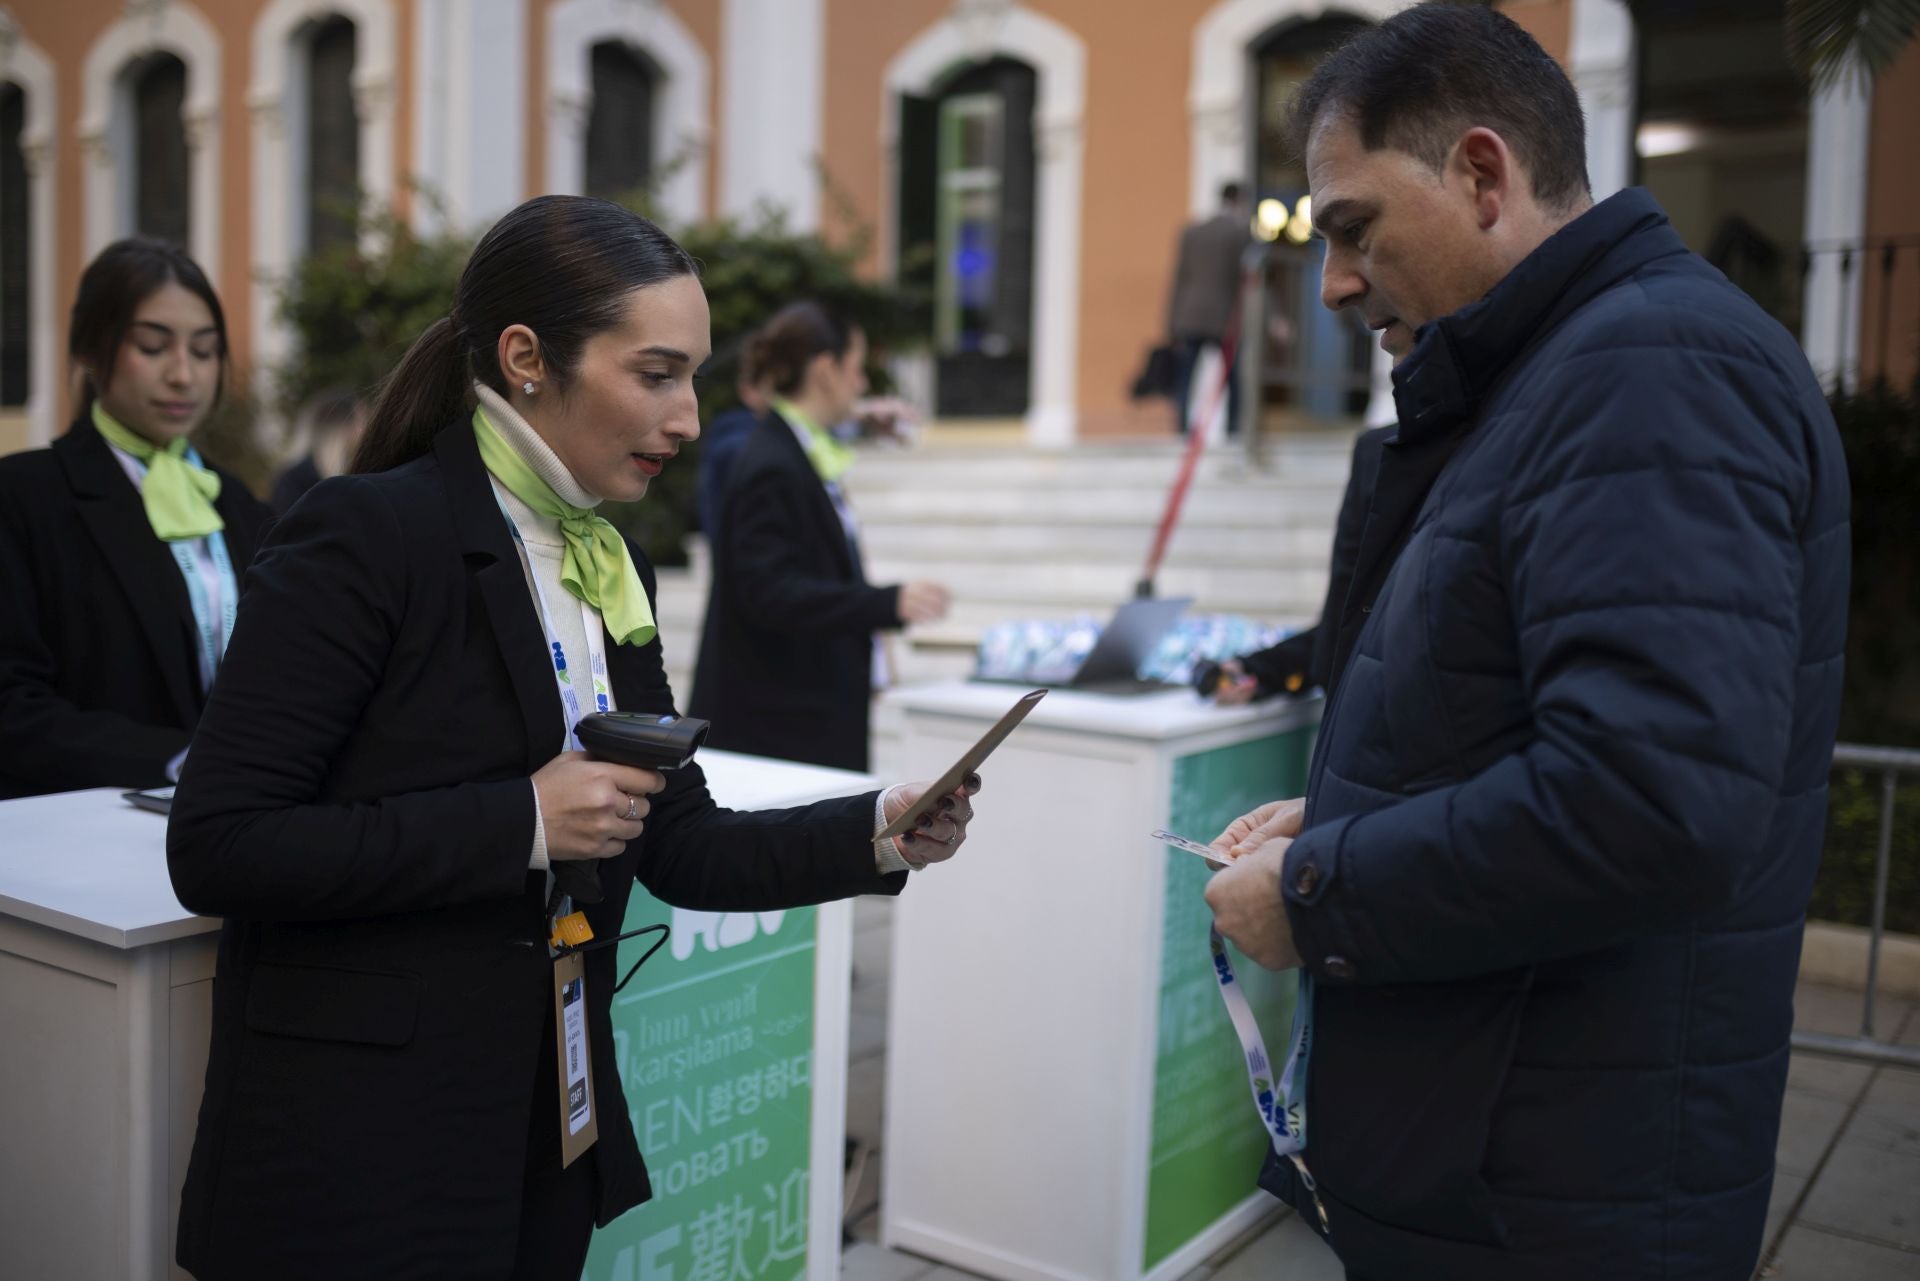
[1220,181,1245,204]
[744,302,859,397]
[354,195,698,473]
[68,237,229,413]
[1286,2,1590,210]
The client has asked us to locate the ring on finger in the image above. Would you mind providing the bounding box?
[941,830,960,847]
[625,795,638,821]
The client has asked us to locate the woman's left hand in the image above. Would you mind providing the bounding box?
[881,771,983,867]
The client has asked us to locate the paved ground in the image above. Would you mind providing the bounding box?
[838,897,1920,1280]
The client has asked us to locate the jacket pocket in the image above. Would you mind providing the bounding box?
[244,963,420,1046]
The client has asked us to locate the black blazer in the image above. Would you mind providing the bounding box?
[0,414,274,798]
[689,412,900,772]
[166,420,904,1281]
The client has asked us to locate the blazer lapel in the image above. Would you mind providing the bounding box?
[55,418,201,724]
[763,413,857,580]
[433,421,564,774]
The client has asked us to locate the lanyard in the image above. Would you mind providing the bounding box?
[497,501,614,750]
[170,525,236,692]
[1210,928,1327,1232]
[115,444,237,689]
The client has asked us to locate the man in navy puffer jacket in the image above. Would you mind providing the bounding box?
[1202,7,1849,1280]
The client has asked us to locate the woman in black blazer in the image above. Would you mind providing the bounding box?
[0,239,273,798]
[690,302,949,771]
[166,197,978,1281]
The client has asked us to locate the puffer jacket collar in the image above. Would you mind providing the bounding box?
[1392,187,1690,443]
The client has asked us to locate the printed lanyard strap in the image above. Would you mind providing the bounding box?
[169,528,237,685]
[1209,927,1327,1231]
[498,504,613,748]
[154,447,236,686]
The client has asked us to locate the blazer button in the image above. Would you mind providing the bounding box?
[1324,956,1356,981]
[1294,864,1321,897]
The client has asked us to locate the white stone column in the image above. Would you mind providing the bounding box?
[183,104,222,293]
[1028,116,1083,447]
[1571,0,1636,201]
[248,93,292,389]
[424,0,524,229]
[720,0,823,229]
[1802,71,1871,392]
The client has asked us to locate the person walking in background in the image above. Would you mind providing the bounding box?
[165,197,979,1281]
[269,386,366,514]
[1202,7,1847,1280]
[693,348,769,536]
[0,238,274,798]
[1208,423,1394,705]
[1166,181,1252,436]
[691,301,949,772]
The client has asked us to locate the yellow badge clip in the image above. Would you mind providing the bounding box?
[550,911,595,951]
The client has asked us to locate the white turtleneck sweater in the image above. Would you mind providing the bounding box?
[473,385,912,876]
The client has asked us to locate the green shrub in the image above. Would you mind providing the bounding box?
[271,195,924,566]
[1813,378,1920,932]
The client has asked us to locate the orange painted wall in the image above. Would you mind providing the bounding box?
[1497,0,1573,68]
[17,0,438,424]
[1864,40,1920,389]
[820,0,1221,438]
[820,0,1576,437]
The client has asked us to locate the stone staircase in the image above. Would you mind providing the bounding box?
[652,430,1360,768]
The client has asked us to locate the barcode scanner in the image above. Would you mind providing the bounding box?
[548,713,711,906]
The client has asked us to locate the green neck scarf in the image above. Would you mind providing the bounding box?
[473,407,657,648]
[92,403,224,541]
[773,397,857,484]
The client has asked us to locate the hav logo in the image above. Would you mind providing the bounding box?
[669,907,787,960]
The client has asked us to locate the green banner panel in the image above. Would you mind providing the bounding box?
[583,896,820,1281]
[1144,729,1313,1271]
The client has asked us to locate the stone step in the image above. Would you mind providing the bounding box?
[652,569,1324,637]
[857,520,1335,567]
[843,484,1345,525]
[842,439,1360,489]
[862,558,1326,611]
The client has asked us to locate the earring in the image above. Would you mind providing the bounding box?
[522,381,536,396]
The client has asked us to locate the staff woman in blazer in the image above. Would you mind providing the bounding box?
[165,197,978,1281]
[0,239,273,798]
[690,302,949,771]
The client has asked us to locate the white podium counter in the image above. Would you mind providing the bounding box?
[0,751,875,1281]
[881,682,1322,1281]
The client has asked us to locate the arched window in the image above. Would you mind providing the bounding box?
[306,15,359,253]
[1249,15,1373,421]
[132,53,190,247]
[584,40,655,201]
[899,57,1037,418]
[1,82,28,408]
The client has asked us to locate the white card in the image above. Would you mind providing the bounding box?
[1151,828,1233,869]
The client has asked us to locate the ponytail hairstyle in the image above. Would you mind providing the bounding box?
[744,301,859,397]
[353,195,699,473]
[68,238,229,414]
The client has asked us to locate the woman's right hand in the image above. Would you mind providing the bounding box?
[1212,658,1261,706]
[532,751,666,861]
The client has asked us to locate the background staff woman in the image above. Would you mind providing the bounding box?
[691,301,950,772]
[166,195,978,1281]
[0,238,273,799]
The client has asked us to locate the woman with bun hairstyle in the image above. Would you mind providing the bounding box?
[691,301,949,771]
[0,238,273,798]
[165,197,980,1281]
